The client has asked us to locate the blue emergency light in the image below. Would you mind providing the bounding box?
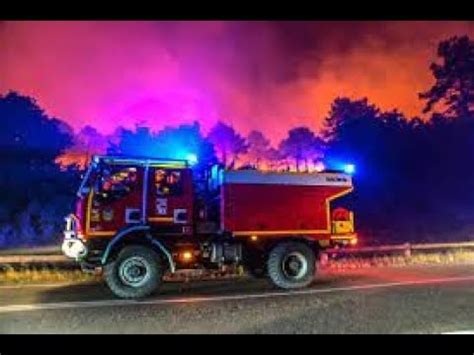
[186,153,198,165]
[344,163,355,174]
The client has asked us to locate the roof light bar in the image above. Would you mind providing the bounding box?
[92,155,189,167]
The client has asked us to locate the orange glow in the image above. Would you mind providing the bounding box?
[55,151,91,170]
[350,238,358,246]
[250,235,258,242]
[4,21,474,146]
[180,250,193,262]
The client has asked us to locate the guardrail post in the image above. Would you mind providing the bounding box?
[404,243,411,258]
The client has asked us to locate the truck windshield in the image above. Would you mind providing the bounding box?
[95,166,138,203]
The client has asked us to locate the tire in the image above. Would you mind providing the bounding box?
[267,241,316,289]
[104,245,163,299]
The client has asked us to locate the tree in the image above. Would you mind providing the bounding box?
[323,97,380,143]
[278,127,322,172]
[322,96,474,243]
[108,122,217,170]
[207,121,248,168]
[246,130,271,169]
[57,125,109,169]
[0,91,79,247]
[323,97,385,176]
[323,97,404,241]
[107,124,156,157]
[264,147,282,171]
[153,122,217,170]
[420,35,474,118]
[0,92,73,162]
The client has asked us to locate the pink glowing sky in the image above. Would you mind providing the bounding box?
[2,21,474,142]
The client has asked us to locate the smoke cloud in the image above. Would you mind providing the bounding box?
[2,21,474,142]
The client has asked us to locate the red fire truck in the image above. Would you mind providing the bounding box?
[62,155,356,299]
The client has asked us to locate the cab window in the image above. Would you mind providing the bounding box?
[154,169,183,196]
[95,166,139,202]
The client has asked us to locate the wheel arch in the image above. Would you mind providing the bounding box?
[100,225,176,273]
[246,235,321,256]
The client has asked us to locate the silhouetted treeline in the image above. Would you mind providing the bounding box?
[0,93,81,247]
[1,35,474,247]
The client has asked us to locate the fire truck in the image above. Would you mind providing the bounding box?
[62,155,357,299]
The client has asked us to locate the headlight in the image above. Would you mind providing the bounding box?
[62,239,87,259]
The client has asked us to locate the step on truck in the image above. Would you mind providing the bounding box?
[62,155,357,299]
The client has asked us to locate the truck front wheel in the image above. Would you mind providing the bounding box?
[267,241,316,289]
[104,245,163,299]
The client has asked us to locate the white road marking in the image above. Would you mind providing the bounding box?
[0,275,474,314]
[443,330,474,334]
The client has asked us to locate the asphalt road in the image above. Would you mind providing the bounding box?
[1,264,474,334]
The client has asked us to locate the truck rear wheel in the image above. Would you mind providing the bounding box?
[104,245,162,299]
[267,241,316,289]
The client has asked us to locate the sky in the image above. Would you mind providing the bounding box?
[2,21,474,143]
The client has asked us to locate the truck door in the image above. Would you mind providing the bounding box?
[87,165,143,236]
[147,167,194,233]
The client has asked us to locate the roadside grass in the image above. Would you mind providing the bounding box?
[321,249,474,270]
[0,264,243,285]
[0,265,99,285]
[1,250,474,285]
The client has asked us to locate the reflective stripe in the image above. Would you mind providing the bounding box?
[148,217,174,222]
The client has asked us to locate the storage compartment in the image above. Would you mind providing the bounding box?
[221,170,352,235]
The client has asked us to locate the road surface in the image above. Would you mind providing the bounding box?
[1,264,474,334]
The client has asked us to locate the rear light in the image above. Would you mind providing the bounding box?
[350,238,358,246]
[332,208,351,221]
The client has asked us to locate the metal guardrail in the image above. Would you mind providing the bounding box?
[0,246,61,256]
[1,241,474,265]
[325,241,474,257]
[0,245,66,264]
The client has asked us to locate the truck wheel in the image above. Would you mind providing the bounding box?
[104,245,162,299]
[267,241,316,289]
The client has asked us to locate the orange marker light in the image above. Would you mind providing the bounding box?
[180,251,193,262]
[250,235,258,242]
[350,238,358,246]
